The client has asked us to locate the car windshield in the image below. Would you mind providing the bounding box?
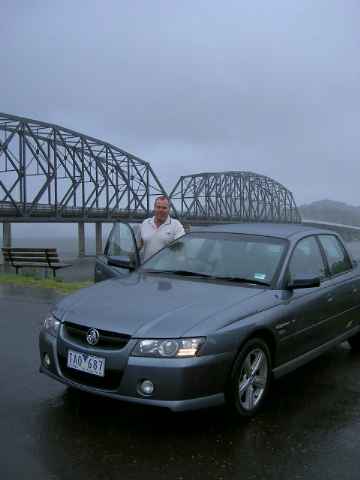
[142,232,287,285]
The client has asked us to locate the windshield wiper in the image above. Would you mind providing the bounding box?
[143,269,214,278]
[216,276,270,286]
[143,270,269,285]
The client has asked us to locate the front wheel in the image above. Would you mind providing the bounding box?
[226,338,272,417]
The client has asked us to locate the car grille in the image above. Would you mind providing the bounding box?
[63,322,130,349]
[58,354,122,390]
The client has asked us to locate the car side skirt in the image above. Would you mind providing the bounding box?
[273,325,360,379]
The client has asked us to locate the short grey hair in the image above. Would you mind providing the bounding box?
[154,195,170,206]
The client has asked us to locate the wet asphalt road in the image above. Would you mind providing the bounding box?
[1,285,360,480]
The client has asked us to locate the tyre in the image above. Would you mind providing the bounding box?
[226,338,272,417]
[348,332,360,351]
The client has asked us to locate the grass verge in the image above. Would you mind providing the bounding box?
[0,272,93,294]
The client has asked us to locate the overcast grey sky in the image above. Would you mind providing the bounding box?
[1,0,360,207]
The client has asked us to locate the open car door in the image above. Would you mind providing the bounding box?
[95,222,141,282]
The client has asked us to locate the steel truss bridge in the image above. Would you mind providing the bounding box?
[0,113,168,223]
[170,172,300,223]
[0,113,300,224]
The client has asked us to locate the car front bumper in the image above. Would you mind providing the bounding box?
[39,330,233,412]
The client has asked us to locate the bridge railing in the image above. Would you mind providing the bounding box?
[0,202,150,221]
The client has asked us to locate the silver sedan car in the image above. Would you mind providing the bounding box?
[39,223,360,416]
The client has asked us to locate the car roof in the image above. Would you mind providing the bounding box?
[190,222,336,239]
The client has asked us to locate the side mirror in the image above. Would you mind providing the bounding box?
[107,255,135,270]
[287,275,321,290]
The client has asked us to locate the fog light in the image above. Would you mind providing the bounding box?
[44,354,51,367]
[139,379,154,396]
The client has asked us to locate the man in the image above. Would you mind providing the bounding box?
[140,196,185,261]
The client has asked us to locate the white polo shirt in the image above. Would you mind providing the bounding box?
[140,216,185,261]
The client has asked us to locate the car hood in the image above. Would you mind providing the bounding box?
[53,273,276,337]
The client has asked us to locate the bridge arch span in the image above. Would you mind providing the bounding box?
[169,171,301,223]
[0,112,167,220]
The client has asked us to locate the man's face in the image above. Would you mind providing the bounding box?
[154,198,170,224]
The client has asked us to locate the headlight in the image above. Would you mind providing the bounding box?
[42,314,61,337]
[131,338,205,358]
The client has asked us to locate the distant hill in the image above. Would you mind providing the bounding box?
[299,200,360,226]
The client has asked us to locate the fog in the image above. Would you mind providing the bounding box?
[1,0,360,227]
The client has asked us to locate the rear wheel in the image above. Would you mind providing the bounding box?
[348,332,360,351]
[226,338,271,417]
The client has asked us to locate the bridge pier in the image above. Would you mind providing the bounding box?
[2,223,11,270]
[96,223,102,256]
[2,222,12,249]
[78,222,85,257]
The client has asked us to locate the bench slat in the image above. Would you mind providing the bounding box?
[4,257,61,263]
[11,262,53,267]
[3,253,59,259]
[2,248,57,252]
[12,261,71,266]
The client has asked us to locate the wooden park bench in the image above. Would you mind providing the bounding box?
[1,247,71,278]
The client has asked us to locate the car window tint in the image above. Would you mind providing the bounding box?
[289,236,326,280]
[106,223,136,256]
[318,235,352,275]
[130,223,142,247]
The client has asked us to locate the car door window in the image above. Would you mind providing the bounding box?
[106,223,138,258]
[288,236,326,280]
[318,235,352,275]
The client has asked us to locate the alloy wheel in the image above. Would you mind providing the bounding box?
[238,347,269,411]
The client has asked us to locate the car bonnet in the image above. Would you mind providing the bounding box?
[53,273,268,337]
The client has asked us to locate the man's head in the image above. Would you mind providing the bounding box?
[154,196,170,224]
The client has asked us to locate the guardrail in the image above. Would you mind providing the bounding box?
[302,219,360,241]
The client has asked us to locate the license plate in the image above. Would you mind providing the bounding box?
[67,349,105,377]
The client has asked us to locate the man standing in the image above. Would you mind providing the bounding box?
[140,196,185,261]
